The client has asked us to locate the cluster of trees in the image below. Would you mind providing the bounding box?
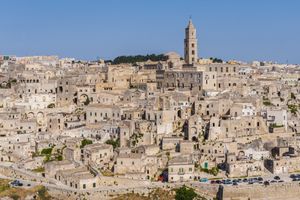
[108,54,168,64]
[209,57,223,63]
[175,185,207,200]
[0,78,17,89]
[40,146,63,162]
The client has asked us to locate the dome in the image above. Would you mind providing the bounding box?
[164,52,181,60]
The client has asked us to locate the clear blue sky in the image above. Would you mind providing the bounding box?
[0,0,299,63]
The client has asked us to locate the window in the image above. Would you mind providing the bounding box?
[83,184,86,189]
[93,183,96,188]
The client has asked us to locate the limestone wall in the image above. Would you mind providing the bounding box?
[222,182,300,200]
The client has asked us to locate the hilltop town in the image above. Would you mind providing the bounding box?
[1,20,300,200]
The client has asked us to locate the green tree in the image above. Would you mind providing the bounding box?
[175,186,197,200]
[41,147,53,155]
[80,139,93,148]
[112,54,168,64]
[211,167,219,176]
[291,92,296,99]
[84,97,90,106]
[105,138,120,149]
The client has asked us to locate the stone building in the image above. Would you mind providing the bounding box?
[168,155,194,182]
[82,143,113,167]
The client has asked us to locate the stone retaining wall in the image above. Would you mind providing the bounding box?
[222,182,300,200]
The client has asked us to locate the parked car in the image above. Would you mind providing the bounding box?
[200,178,208,182]
[264,181,270,186]
[10,180,23,187]
[290,174,296,179]
[224,181,232,185]
[274,176,280,180]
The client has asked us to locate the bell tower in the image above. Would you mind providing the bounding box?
[184,19,198,65]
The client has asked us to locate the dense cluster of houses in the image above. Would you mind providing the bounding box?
[1,21,300,190]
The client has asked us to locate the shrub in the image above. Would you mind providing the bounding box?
[47,103,55,108]
[37,186,51,200]
[175,186,197,200]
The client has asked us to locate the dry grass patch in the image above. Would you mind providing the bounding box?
[112,188,175,200]
[0,179,53,200]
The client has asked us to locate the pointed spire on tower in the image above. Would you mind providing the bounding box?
[187,16,194,29]
[184,18,198,65]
